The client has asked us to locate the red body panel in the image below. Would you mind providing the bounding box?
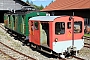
[49,22,53,49]
[29,21,40,45]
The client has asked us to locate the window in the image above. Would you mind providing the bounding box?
[13,15,15,27]
[67,22,71,29]
[34,21,38,30]
[55,22,65,35]
[8,15,10,24]
[74,21,82,33]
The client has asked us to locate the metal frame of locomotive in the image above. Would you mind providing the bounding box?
[29,16,84,58]
[4,6,47,42]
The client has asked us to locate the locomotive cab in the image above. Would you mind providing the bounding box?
[29,16,84,57]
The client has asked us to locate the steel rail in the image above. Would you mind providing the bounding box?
[0,41,36,60]
[0,49,16,60]
[0,24,36,60]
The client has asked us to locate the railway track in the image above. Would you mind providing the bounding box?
[0,49,16,60]
[83,36,90,40]
[72,56,85,60]
[0,24,7,31]
[83,36,90,48]
[84,43,90,48]
[58,56,85,60]
[0,41,36,60]
[0,24,36,60]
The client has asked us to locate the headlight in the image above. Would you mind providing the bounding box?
[55,38,58,42]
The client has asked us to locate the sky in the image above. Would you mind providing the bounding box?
[22,0,54,7]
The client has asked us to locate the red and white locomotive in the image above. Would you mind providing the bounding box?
[29,16,84,58]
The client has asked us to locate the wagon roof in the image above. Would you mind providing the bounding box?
[29,16,60,21]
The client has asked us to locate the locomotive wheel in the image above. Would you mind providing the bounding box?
[60,54,65,58]
[57,53,65,58]
[36,46,39,50]
[22,43,26,46]
[26,43,30,46]
[26,40,30,46]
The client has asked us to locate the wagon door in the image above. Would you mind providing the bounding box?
[29,21,40,45]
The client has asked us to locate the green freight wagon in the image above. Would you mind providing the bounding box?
[4,11,47,42]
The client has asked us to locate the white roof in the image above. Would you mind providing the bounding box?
[29,16,60,21]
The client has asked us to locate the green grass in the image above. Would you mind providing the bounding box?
[84,34,90,37]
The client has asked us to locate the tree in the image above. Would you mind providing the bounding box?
[33,4,44,10]
[39,4,44,10]
[51,0,53,3]
[30,1,33,5]
[26,0,29,4]
[49,0,53,5]
[26,1,44,10]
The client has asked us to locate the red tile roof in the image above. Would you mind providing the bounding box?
[41,0,90,11]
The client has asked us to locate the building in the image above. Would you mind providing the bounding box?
[41,0,90,26]
[0,0,34,23]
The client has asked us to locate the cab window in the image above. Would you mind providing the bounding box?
[55,22,65,35]
[74,21,82,33]
[67,22,71,29]
[34,21,39,30]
